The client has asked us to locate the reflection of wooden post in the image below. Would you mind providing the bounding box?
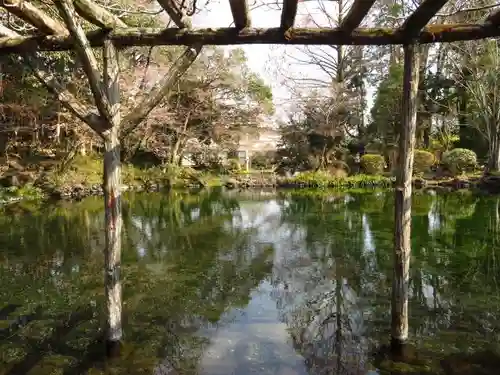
[103,39,123,345]
[392,43,419,347]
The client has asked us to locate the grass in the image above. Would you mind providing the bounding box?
[0,184,44,202]
[282,170,394,189]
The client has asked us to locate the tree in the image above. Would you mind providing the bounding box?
[369,63,404,156]
[0,0,203,345]
[277,94,346,172]
[457,41,500,172]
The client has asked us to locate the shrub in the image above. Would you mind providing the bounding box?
[251,151,275,170]
[226,158,241,173]
[360,154,385,175]
[442,148,477,175]
[413,150,435,175]
[284,171,393,188]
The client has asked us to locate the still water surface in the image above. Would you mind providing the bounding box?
[1,189,500,374]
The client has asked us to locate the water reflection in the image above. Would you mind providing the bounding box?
[0,190,500,374]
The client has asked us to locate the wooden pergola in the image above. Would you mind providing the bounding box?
[0,0,498,350]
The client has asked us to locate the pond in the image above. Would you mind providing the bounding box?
[1,189,500,375]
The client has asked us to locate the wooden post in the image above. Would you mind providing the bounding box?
[102,39,122,347]
[392,43,419,348]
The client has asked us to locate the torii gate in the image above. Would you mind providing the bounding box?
[0,0,499,350]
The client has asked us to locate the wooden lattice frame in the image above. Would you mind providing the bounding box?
[0,0,500,53]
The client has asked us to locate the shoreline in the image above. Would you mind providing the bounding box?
[1,174,498,203]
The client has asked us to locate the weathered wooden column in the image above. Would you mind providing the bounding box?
[392,42,419,348]
[102,39,123,346]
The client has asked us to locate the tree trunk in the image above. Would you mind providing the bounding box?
[170,136,182,165]
[392,43,419,348]
[487,131,500,173]
[103,39,122,347]
[103,127,122,345]
[417,45,430,148]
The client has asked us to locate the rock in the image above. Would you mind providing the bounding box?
[413,178,427,189]
[7,160,23,171]
[0,171,36,187]
[439,178,470,190]
[478,175,500,193]
[225,178,239,189]
[0,174,20,187]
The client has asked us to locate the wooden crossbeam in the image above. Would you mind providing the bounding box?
[281,0,299,30]
[1,24,500,52]
[399,0,449,37]
[484,8,500,25]
[0,0,67,35]
[229,0,250,29]
[340,0,376,32]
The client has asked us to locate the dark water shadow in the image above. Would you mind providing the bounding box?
[3,307,105,375]
[0,305,42,341]
[373,344,500,375]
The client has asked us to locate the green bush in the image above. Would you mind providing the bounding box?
[226,158,241,173]
[413,150,435,175]
[251,151,275,170]
[442,148,477,175]
[360,154,385,175]
[284,171,393,188]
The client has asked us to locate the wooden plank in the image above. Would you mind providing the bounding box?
[229,0,250,29]
[399,0,449,37]
[1,23,500,52]
[1,0,67,35]
[340,0,376,32]
[392,43,420,347]
[281,0,299,30]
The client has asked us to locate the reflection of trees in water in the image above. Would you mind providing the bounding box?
[0,191,275,374]
[4,190,500,373]
[271,192,500,373]
[271,193,370,375]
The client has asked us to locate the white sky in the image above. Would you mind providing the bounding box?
[192,1,346,122]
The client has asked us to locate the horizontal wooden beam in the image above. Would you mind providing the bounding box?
[340,0,376,32]
[229,0,251,29]
[281,0,299,30]
[399,0,449,38]
[1,24,499,52]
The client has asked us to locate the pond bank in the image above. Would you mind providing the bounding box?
[1,161,499,201]
[1,175,497,202]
